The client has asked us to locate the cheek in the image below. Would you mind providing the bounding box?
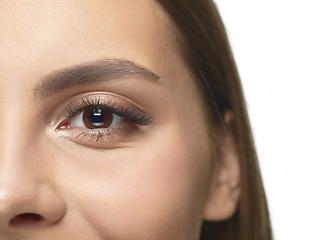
[59,125,212,239]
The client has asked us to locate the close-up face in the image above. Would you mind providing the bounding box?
[0,1,227,239]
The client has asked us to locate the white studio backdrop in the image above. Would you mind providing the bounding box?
[214,1,320,240]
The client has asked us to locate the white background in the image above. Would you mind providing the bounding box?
[214,1,320,239]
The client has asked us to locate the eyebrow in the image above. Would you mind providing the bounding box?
[33,59,161,101]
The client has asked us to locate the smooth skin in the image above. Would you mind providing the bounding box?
[0,1,240,239]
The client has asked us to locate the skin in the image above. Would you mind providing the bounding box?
[0,1,240,239]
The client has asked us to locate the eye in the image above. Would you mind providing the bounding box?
[57,93,153,146]
[70,108,126,129]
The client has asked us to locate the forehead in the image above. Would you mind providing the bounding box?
[0,0,178,78]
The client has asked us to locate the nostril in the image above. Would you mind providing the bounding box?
[9,213,45,227]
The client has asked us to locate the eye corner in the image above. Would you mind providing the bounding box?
[58,123,70,130]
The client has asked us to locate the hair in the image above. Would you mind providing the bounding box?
[155,1,273,239]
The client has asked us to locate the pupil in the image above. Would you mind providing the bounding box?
[90,109,105,127]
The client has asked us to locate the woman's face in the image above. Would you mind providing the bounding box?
[0,1,215,239]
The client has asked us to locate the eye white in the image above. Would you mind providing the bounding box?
[70,112,125,129]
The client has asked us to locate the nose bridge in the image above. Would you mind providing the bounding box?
[0,95,35,166]
[0,75,36,153]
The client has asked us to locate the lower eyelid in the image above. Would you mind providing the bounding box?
[55,124,134,148]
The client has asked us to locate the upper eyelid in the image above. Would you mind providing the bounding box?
[64,99,120,118]
[60,94,153,126]
[63,93,140,117]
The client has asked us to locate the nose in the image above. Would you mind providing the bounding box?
[0,145,66,232]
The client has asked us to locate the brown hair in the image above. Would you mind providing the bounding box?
[155,1,273,239]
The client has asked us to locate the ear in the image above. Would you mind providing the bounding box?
[203,111,241,221]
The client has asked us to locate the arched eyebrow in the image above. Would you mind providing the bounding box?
[33,59,161,101]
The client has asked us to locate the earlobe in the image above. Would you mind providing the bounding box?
[203,111,241,221]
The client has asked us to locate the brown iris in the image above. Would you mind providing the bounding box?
[83,108,113,129]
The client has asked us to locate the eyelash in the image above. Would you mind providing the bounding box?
[58,95,153,143]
